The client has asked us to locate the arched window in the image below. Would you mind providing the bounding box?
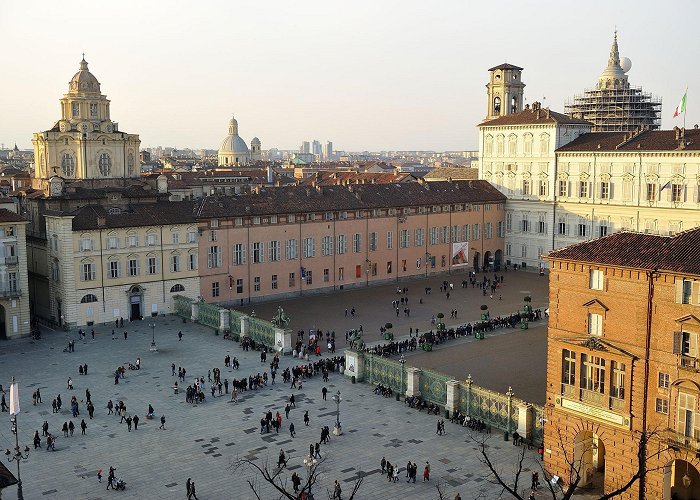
[99,153,112,176]
[127,151,135,176]
[80,294,98,303]
[493,96,501,115]
[484,135,493,156]
[170,284,185,293]
[61,153,75,177]
[511,96,518,113]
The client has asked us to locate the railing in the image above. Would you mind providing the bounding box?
[198,302,221,329]
[4,256,18,265]
[665,428,700,451]
[0,288,21,298]
[173,295,193,318]
[561,383,577,399]
[366,353,404,393]
[610,397,626,412]
[249,316,276,347]
[229,309,245,337]
[460,383,519,433]
[680,356,700,372]
[580,388,606,406]
[420,368,449,406]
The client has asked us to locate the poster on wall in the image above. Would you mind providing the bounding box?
[451,242,469,266]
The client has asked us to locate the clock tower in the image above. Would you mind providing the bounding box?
[485,63,525,121]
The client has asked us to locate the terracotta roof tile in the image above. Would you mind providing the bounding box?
[0,209,27,224]
[556,128,700,152]
[69,202,196,231]
[480,107,592,127]
[547,228,700,275]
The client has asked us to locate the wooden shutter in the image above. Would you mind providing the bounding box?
[693,281,700,305]
[673,331,683,354]
[609,182,614,200]
[675,280,684,303]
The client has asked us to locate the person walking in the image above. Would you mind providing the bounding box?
[381,457,386,473]
[80,419,87,435]
[322,386,328,401]
[132,415,139,430]
[333,480,342,499]
[289,422,296,438]
[126,415,132,432]
[303,411,310,426]
[423,462,430,482]
[159,415,166,430]
[190,481,198,500]
[186,478,192,499]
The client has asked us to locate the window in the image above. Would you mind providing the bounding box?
[51,260,60,281]
[72,102,79,117]
[323,268,329,282]
[590,269,604,290]
[212,282,220,298]
[147,256,158,274]
[521,245,527,258]
[127,152,135,175]
[539,180,548,197]
[558,218,567,235]
[90,103,98,117]
[252,242,264,264]
[622,180,633,202]
[254,276,261,292]
[98,153,112,176]
[658,372,670,389]
[440,226,449,244]
[109,260,120,278]
[188,253,197,271]
[352,233,362,253]
[271,274,278,290]
[588,313,603,336]
[521,218,529,233]
[79,237,93,252]
[522,179,531,195]
[81,262,96,281]
[7,272,16,293]
[599,221,608,238]
[600,181,610,199]
[538,215,546,234]
[505,243,512,256]
[234,243,246,265]
[171,254,181,272]
[208,246,221,268]
[81,294,98,303]
[577,222,588,237]
[506,213,513,232]
[209,230,217,242]
[171,232,180,245]
[676,392,699,438]
[253,216,261,225]
[305,270,312,285]
[338,267,344,281]
[303,237,315,258]
[170,284,185,293]
[655,398,669,414]
[61,153,75,177]
[579,181,589,198]
[414,228,424,247]
[269,240,280,262]
[128,258,139,276]
[107,236,119,249]
[611,361,625,399]
[580,354,605,393]
[473,224,480,241]
[128,234,138,247]
[451,225,461,243]
[672,184,684,203]
[682,331,698,357]
[369,232,378,251]
[497,221,505,238]
[386,231,393,250]
[322,236,333,256]
[561,349,576,386]
[485,223,493,239]
[146,233,157,246]
[289,272,295,287]
[429,227,439,245]
[558,180,568,197]
[210,219,219,228]
[399,229,410,248]
[236,279,243,294]
[187,230,197,243]
[646,183,657,201]
[336,235,347,255]
[286,239,298,260]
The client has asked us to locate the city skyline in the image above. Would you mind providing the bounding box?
[1,0,698,151]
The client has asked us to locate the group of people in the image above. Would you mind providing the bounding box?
[380,457,431,484]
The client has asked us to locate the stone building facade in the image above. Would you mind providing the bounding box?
[0,208,30,338]
[545,229,700,499]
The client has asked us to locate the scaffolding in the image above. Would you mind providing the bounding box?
[565,85,662,132]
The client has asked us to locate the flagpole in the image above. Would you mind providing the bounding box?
[684,85,688,131]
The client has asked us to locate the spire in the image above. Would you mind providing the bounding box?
[607,30,620,69]
[80,54,88,71]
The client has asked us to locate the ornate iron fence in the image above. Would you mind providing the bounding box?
[458,383,518,433]
[249,316,276,348]
[366,354,404,393]
[198,302,221,329]
[173,295,193,317]
[229,309,245,336]
[419,368,449,406]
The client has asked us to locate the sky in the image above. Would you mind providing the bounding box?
[1,0,698,152]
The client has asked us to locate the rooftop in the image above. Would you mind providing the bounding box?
[556,127,700,152]
[63,201,197,231]
[480,103,592,127]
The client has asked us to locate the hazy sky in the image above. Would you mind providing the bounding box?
[2,0,698,152]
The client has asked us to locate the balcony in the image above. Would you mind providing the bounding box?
[680,356,700,372]
[0,288,21,298]
[666,428,700,452]
[4,256,18,265]
[610,397,626,412]
[580,388,606,406]
[561,383,577,399]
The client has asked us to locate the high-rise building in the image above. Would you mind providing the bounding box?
[322,141,333,160]
[311,140,322,157]
[565,32,661,132]
[300,141,310,154]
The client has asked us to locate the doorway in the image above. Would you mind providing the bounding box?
[664,459,700,499]
[128,286,143,321]
[472,252,481,271]
[0,305,5,339]
[573,431,606,490]
[494,249,503,271]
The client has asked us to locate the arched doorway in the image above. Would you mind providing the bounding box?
[0,304,6,339]
[473,252,481,271]
[128,285,143,321]
[573,431,605,490]
[494,249,503,271]
[664,460,700,499]
[484,251,493,271]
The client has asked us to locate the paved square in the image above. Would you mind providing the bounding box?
[0,310,544,499]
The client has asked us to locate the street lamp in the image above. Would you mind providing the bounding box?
[425,252,431,277]
[6,378,29,500]
[303,454,318,496]
[399,354,406,399]
[332,390,342,435]
[149,322,157,352]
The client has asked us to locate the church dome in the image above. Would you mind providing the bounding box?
[219,115,249,154]
[69,57,101,94]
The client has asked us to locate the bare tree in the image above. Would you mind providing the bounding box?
[231,454,363,500]
[473,423,669,500]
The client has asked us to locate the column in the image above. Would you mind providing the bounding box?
[344,350,365,381]
[191,301,199,322]
[241,316,249,336]
[275,328,292,354]
[405,367,422,397]
[517,402,533,439]
[219,309,229,332]
[446,380,460,415]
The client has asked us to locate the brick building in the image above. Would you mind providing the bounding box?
[545,229,700,499]
[195,180,506,304]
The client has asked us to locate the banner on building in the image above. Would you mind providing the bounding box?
[9,381,20,415]
[451,242,469,267]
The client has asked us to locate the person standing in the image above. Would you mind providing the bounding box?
[126,415,132,432]
[132,415,139,430]
[423,462,430,481]
[289,422,295,438]
[322,387,328,401]
[80,419,87,435]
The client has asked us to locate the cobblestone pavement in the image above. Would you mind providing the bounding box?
[0,315,546,499]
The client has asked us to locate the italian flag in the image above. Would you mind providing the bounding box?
[674,89,687,117]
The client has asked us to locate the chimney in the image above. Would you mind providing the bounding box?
[536,108,541,119]
[97,216,106,227]
[675,126,680,140]
[546,108,550,118]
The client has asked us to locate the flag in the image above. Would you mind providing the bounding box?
[9,381,20,415]
[674,89,687,117]
[660,181,671,193]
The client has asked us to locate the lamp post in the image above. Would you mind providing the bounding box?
[332,390,342,435]
[6,378,29,500]
[505,386,515,441]
[399,354,406,399]
[149,322,157,352]
[425,252,431,278]
[303,454,318,496]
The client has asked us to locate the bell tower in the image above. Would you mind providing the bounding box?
[485,63,525,120]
